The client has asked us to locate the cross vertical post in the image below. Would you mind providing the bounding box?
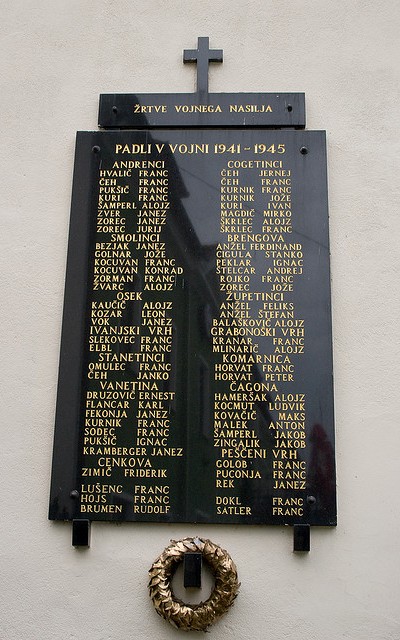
[183,37,223,98]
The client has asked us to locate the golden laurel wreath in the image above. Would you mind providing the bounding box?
[148,537,240,631]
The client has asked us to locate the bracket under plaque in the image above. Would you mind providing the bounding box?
[293,525,310,552]
[72,519,91,547]
[184,553,202,588]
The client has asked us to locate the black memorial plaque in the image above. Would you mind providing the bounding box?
[49,127,336,527]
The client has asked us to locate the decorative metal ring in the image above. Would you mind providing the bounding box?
[148,537,240,631]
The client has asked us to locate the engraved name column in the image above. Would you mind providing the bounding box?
[79,141,185,519]
[213,154,267,520]
[258,153,307,518]
[80,155,139,516]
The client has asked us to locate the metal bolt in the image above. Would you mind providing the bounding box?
[300,146,308,155]
[92,145,101,154]
[70,490,79,499]
[307,495,316,505]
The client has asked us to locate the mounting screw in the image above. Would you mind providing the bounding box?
[307,495,316,505]
[70,490,79,499]
[92,145,101,154]
[112,106,118,114]
[300,146,308,155]
[287,104,293,112]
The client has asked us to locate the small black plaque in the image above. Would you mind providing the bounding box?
[99,38,304,129]
[49,126,336,527]
[99,93,305,129]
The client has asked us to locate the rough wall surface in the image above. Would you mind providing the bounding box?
[1,1,399,638]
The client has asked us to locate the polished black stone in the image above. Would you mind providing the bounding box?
[49,129,336,527]
[98,92,305,129]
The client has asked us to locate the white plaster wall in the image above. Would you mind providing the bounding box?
[1,1,399,638]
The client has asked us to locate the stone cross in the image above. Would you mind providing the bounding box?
[183,37,223,96]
